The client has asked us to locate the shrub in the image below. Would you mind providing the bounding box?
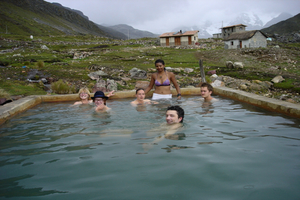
[37,61,44,69]
[51,79,76,94]
[0,89,12,100]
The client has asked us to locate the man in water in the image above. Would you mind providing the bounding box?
[200,82,216,102]
[143,105,184,150]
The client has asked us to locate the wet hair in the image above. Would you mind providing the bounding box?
[136,88,145,94]
[167,105,185,123]
[200,82,213,92]
[78,87,91,98]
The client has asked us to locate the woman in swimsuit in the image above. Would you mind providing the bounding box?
[144,59,181,100]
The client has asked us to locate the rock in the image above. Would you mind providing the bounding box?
[233,62,244,69]
[107,79,117,92]
[226,61,233,69]
[121,77,131,81]
[211,80,224,87]
[135,81,150,90]
[41,45,49,50]
[93,80,107,92]
[184,68,194,73]
[88,71,108,80]
[129,68,147,79]
[165,67,173,71]
[73,51,92,59]
[271,75,285,83]
[173,68,181,72]
[239,84,248,90]
[207,70,216,75]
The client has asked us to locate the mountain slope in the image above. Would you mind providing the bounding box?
[0,0,121,38]
[261,13,300,35]
[108,24,159,39]
[263,12,293,28]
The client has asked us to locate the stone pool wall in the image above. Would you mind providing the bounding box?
[0,87,300,125]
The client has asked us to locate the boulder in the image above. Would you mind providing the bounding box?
[88,71,108,80]
[271,75,285,83]
[93,80,107,92]
[41,45,49,50]
[211,80,224,87]
[226,61,233,69]
[233,62,244,69]
[129,68,147,79]
[184,68,194,73]
[107,79,117,92]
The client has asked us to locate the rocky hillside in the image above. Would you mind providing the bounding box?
[0,0,122,39]
[261,13,300,36]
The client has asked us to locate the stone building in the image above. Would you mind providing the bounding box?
[159,30,199,47]
[223,30,268,49]
[221,24,247,39]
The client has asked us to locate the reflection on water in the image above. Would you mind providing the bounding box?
[0,97,300,199]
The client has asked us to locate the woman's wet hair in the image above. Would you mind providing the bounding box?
[136,88,145,94]
[167,105,185,123]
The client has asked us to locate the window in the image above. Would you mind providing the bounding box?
[231,41,234,45]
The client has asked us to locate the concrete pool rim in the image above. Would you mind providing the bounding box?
[1,86,300,125]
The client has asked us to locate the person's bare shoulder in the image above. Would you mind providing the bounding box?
[73,101,82,105]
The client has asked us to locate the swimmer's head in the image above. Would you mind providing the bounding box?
[166,105,184,124]
[200,83,213,99]
[92,91,108,105]
[136,88,145,100]
[136,88,145,94]
[78,87,91,98]
[200,83,213,92]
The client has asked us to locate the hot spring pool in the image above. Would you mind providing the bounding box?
[1,96,300,200]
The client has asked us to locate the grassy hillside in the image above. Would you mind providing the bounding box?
[0,0,117,38]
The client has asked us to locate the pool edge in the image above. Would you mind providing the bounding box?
[1,87,300,125]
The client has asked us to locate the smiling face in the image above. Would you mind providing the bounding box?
[201,86,212,99]
[94,97,105,107]
[155,62,165,72]
[79,92,89,100]
[166,110,182,125]
[136,89,145,101]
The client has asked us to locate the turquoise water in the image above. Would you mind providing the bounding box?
[0,96,300,200]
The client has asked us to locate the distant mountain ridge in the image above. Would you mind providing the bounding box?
[261,13,300,35]
[263,12,293,28]
[107,24,159,39]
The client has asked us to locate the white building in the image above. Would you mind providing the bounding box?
[224,30,268,49]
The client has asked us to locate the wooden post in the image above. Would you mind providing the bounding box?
[199,59,206,83]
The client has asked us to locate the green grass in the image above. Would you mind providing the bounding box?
[0,79,46,96]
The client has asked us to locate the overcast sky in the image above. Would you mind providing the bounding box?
[49,0,300,34]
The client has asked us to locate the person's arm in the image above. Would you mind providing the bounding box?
[143,124,182,151]
[144,74,155,94]
[169,72,181,99]
[107,90,115,97]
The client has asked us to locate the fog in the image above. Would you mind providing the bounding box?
[49,0,300,34]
